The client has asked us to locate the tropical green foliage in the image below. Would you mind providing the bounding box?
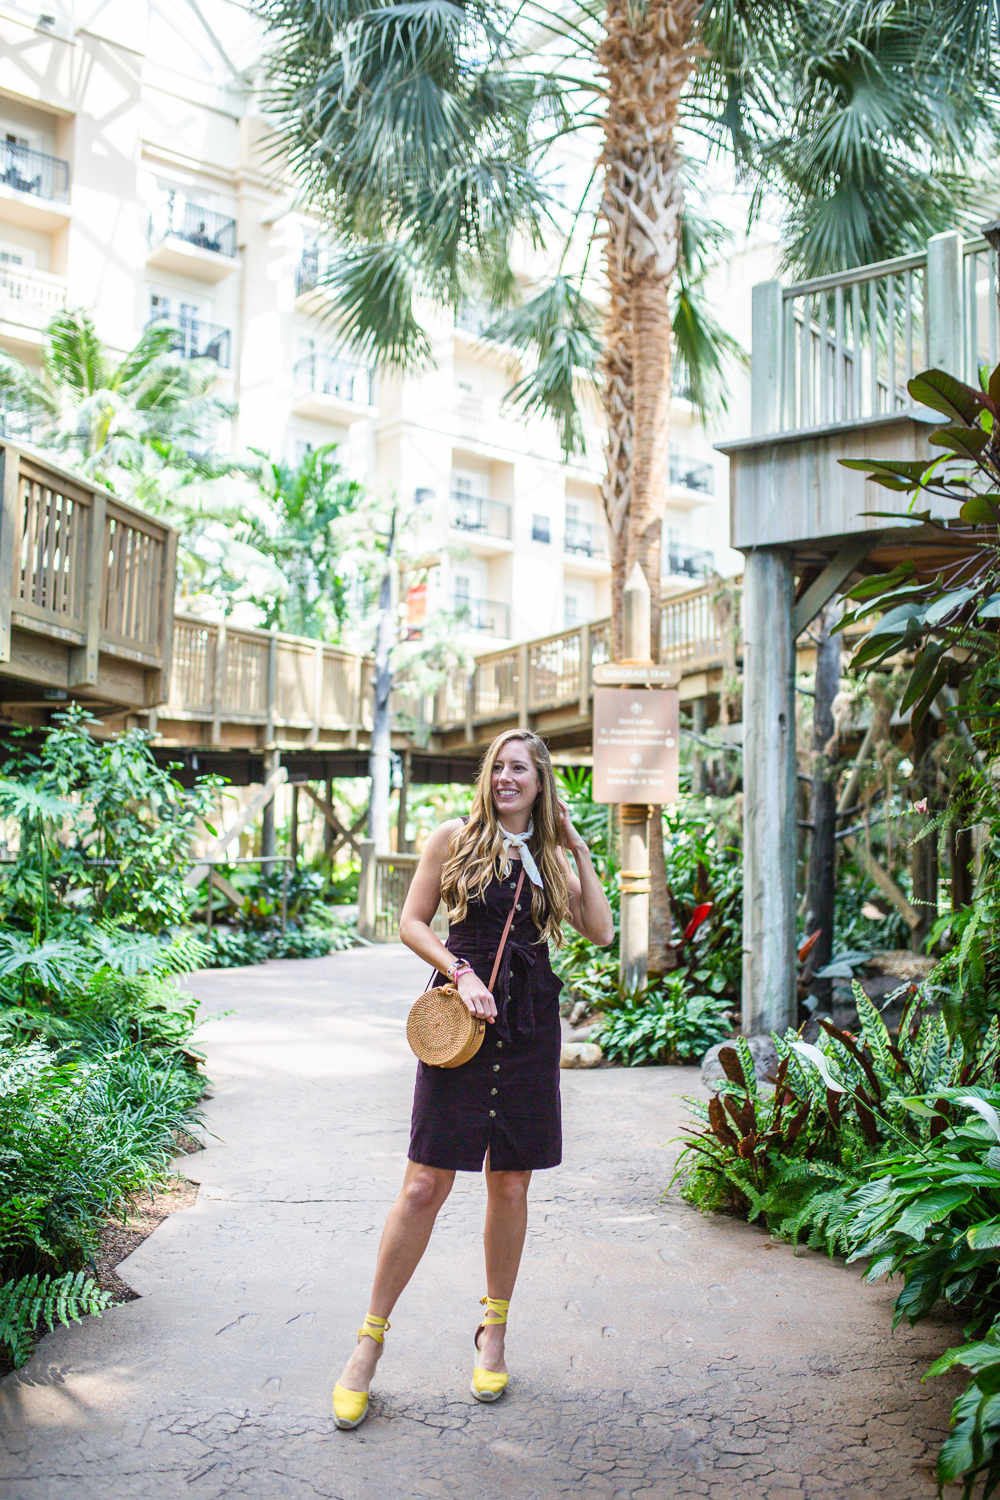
[595,978,732,1066]
[0,707,219,957]
[256,0,1000,445]
[674,984,996,1238]
[0,309,235,495]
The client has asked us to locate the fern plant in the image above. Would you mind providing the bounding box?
[0,1269,110,1367]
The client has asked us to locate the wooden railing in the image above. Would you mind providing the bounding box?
[0,442,177,705]
[357,841,448,942]
[431,581,733,735]
[164,613,372,742]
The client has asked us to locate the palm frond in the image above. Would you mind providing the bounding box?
[482,276,602,459]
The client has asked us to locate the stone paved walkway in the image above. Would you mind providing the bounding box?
[0,947,966,1498]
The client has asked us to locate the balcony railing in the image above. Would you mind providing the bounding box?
[452,596,510,637]
[963,237,1000,387]
[564,518,605,558]
[667,543,713,579]
[668,451,714,494]
[0,264,65,331]
[297,245,339,297]
[146,313,230,367]
[149,193,237,258]
[449,492,511,540]
[0,142,69,203]
[293,352,372,407]
[455,301,494,336]
[778,252,928,431]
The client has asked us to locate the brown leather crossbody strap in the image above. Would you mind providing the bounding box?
[488,867,526,992]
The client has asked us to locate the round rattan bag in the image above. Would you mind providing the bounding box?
[406,984,485,1068]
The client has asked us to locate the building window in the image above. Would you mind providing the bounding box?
[532,514,550,543]
[564,593,581,628]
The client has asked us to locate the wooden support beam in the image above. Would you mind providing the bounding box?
[397,747,411,854]
[742,547,797,1034]
[209,869,245,908]
[301,783,367,859]
[792,534,873,639]
[185,764,288,885]
[842,834,920,929]
[68,490,105,689]
[0,446,18,663]
[210,615,227,746]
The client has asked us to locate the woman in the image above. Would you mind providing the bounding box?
[333,728,614,1428]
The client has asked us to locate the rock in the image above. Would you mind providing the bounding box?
[568,999,592,1027]
[568,1017,605,1044]
[560,1042,603,1069]
[700,1035,779,1091]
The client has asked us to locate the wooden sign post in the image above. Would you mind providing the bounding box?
[592,564,680,994]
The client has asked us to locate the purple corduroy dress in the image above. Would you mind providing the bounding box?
[408,864,563,1172]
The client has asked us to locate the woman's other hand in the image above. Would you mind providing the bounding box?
[456,969,497,1023]
[555,796,585,854]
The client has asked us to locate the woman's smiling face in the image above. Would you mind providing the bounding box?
[491,741,541,822]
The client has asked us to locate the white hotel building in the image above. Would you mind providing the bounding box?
[0,0,756,652]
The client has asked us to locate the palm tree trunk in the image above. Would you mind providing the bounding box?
[369,508,397,854]
[598,0,699,972]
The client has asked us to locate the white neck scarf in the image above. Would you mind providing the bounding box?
[499,816,544,889]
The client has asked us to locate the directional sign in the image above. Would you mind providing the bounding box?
[592,688,680,804]
[592,662,679,686]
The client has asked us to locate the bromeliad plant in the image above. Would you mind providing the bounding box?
[674,983,999,1243]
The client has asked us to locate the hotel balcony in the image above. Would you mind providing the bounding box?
[452,595,510,638]
[145,312,231,368]
[0,264,66,347]
[0,142,71,231]
[147,194,239,282]
[291,352,376,423]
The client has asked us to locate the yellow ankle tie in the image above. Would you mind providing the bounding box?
[472,1295,510,1403]
[358,1313,390,1344]
[479,1295,509,1326]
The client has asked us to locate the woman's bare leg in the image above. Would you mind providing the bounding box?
[338,1160,455,1393]
[476,1155,532,1374]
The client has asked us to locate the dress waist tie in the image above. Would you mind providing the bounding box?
[442,936,541,1042]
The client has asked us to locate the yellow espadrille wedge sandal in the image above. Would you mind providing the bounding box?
[333,1313,389,1430]
[471,1295,510,1403]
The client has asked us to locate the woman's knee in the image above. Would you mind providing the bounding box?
[487,1169,531,1209]
[401,1164,452,1215]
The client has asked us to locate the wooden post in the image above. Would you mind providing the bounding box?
[397,747,411,853]
[803,598,842,1002]
[290,783,300,865]
[69,489,105,689]
[517,642,530,730]
[751,280,784,436]
[691,697,707,795]
[261,746,279,874]
[210,612,227,745]
[619,563,651,994]
[741,548,797,1034]
[0,445,19,664]
[578,621,591,720]
[926,231,963,378]
[358,838,377,941]
[265,627,278,746]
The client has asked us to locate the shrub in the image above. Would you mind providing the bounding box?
[596,977,732,1066]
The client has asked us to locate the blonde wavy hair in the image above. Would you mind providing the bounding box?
[440,730,570,945]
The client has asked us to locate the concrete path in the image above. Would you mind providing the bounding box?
[0,947,966,1499]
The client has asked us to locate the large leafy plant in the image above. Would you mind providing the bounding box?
[839,361,1000,731]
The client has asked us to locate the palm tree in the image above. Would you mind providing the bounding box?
[257,0,999,957]
[0,308,235,499]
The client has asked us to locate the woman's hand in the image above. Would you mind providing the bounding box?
[456,968,497,1023]
[555,796,585,855]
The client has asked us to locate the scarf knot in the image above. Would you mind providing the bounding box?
[499,817,544,889]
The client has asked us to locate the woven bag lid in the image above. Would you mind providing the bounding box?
[407,984,485,1068]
